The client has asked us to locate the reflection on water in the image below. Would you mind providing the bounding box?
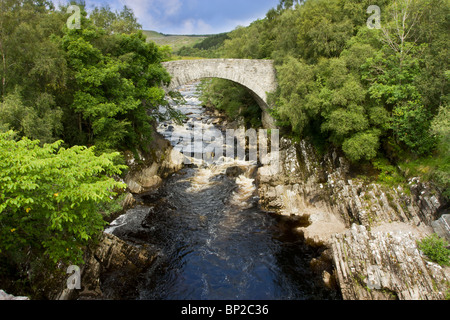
[104,82,341,300]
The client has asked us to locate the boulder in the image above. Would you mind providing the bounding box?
[0,290,29,300]
[432,214,450,243]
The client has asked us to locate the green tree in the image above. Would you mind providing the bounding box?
[0,0,67,144]
[270,56,319,133]
[0,88,63,144]
[362,0,440,156]
[430,104,450,198]
[60,17,171,152]
[0,130,127,266]
[296,0,354,62]
[199,79,262,128]
[90,5,142,35]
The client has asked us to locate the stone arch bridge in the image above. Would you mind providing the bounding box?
[161,59,278,128]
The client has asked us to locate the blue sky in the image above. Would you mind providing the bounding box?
[54,0,280,34]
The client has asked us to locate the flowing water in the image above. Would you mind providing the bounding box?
[103,82,341,300]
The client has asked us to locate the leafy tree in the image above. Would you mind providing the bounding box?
[277,0,303,11]
[296,0,354,62]
[223,24,263,59]
[390,102,436,155]
[90,5,142,35]
[0,0,67,144]
[270,56,319,133]
[60,16,171,152]
[430,103,450,198]
[0,130,127,266]
[342,130,381,162]
[362,0,441,156]
[193,33,230,51]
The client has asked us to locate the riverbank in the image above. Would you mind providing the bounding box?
[257,136,450,300]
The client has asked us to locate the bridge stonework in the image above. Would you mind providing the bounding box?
[161,59,278,128]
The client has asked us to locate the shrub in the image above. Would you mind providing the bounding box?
[0,131,127,266]
[417,234,450,266]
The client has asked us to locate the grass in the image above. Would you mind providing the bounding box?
[372,157,406,188]
[142,30,209,53]
[398,153,450,199]
[169,55,207,61]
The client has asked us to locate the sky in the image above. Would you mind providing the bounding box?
[54,0,281,34]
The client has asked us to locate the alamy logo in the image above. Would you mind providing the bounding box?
[367,5,382,29]
[66,265,81,290]
[67,5,81,30]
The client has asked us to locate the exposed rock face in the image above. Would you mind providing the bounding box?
[258,138,347,247]
[58,233,160,300]
[257,137,450,300]
[123,130,185,195]
[432,215,450,242]
[332,224,449,300]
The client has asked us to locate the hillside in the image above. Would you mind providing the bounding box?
[142,30,210,52]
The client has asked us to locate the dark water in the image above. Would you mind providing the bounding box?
[102,83,341,300]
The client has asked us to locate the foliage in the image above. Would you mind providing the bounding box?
[430,104,450,198]
[61,21,171,152]
[0,87,63,144]
[198,79,262,128]
[193,33,230,51]
[210,0,448,180]
[0,1,174,154]
[90,5,142,34]
[397,103,450,199]
[390,102,436,155]
[176,45,222,59]
[0,2,181,296]
[417,234,450,266]
[372,157,406,187]
[0,0,67,144]
[0,131,127,266]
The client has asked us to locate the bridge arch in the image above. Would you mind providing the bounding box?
[161,59,277,128]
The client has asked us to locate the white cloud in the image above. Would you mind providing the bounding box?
[178,18,213,34]
[118,0,182,28]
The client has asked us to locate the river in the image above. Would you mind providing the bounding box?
[103,82,341,300]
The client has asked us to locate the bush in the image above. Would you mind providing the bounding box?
[417,234,450,266]
[0,131,127,266]
[342,130,380,162]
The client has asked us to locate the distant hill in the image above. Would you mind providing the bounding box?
[142,30,210,52]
